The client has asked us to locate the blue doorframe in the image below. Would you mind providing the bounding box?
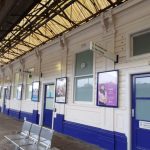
[132,73,150,150]
[43,84,55,128]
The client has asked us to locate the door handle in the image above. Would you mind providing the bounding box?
[132,109,134,117]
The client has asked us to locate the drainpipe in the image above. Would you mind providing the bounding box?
[101,9,116,149]
[35,48,42,124]
[8,64,13,113]
[55,35,68,131]
[19,58,25,119]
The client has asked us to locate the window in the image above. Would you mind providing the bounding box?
[74,50,93,102]
[13,72,21,99]
[25,68,34,100]
[131,30,150,56]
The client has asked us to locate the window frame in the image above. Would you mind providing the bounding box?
[73,50,95,104]
[131,29,150,57]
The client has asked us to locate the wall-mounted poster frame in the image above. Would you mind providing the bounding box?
[31,81,40,102]
[97,70,119,108]
[17,84,23,100]
[55,77,67,103]
[6,86,11,100]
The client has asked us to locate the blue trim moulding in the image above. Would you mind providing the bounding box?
[54,114,64,133]
[9,109,20,119]
[20,110,39,124]
[3,108,9,115]
[7,108,39,124]
[115,132,127,150]
[54,114,127,150]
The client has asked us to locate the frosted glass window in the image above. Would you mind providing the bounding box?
[25,68,34,100]
[45,98,54,110]
[13,86,17,98]
[25,84,32,99]
[75,76,93,101]
[15,73,20,85]
[13,72,21,99]
[136,77,150,98]
[75,50,93,76]
[74,50,93,102]
[132,31,150,56]
[136,100,150,121]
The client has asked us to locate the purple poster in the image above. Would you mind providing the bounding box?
[97,70,118,107]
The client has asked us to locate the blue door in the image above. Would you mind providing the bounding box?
[132,74,150,150]
[43,84,55,128]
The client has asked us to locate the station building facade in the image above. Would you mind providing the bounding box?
[0,0,150,149]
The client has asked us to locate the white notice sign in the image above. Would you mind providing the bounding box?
[139,121,150,130]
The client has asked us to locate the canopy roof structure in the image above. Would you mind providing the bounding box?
[0,0,127,66]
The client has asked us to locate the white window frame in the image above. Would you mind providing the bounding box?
[126,23,150,61]
[73,50,95,105]
[130,29,150,57]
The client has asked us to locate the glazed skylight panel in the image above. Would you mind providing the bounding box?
[0,0,127,65]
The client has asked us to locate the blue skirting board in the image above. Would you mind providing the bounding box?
[4,108,9,115]
[9,109,20,119]
[54,114,127,150]
[5,108,39,124]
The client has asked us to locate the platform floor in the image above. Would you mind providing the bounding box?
[0,113,102,150]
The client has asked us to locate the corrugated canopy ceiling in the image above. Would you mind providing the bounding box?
[0,0,127,66]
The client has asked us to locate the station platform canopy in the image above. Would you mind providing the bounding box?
[0,0,127,66]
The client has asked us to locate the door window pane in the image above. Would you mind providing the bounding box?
[136,77,150,97]
[136,99,150,121]
[46,85,54,98]
[45,98,54,110]
[75,76,93,101]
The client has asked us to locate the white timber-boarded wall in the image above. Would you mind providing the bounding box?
[0,0,150,149]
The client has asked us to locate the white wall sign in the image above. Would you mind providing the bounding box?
[139,121,150,130]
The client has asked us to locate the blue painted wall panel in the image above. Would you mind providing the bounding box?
[63,121,115,150]
[9,109,20,119]
[20,111,32,122]
[8,109,39,124]
[54,114,64,133]
[4,108,9,115]
[114,132,127,150]
[20,110,39,124]
[32,110,39,124]
[54,114,127,150]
